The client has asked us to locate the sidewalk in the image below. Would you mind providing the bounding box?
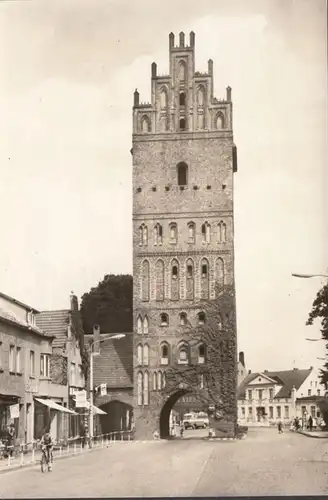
[290,429,328,439]
[0,441,109,474]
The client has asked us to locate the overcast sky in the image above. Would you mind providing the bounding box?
[0,0,327,371]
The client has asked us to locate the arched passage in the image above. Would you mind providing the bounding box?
[96,399,133,435]
[159,389,190,438]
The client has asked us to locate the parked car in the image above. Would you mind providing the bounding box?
[183,412,209,429]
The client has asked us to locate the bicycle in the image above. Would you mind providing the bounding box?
[40,446,53,473]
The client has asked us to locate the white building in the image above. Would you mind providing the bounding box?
[238,367,326,426]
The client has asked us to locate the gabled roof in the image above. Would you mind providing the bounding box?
[265,369,312,398]
[247,372,278,385]
[85,333,133,388]
[238,368,312,399]
[0,291,40,313]
[0,308,53,338]
[35,310,69,349]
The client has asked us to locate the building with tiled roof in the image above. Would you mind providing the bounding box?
[84,329,133,434]
[238,366,326,427]
[35,310,70,350]
[35,294,85,440]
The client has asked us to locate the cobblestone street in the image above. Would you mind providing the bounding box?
[0,429,327,497]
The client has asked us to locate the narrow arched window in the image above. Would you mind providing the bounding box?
[143,344,149,365]
[160,88,168,109]
[198,312,206,325]
[157,371,162,390]
[198,344,205,364]
[141,115,150,133]
[179,92,186,106]
[143,316,149,334]
[160,313,169,326]
[178,344,189,364]
[179,118,186,131]
[162,372,166,388]
[139,224,148,246]
[161,344,169,365]
[143,372,149,405]
[218,221,227,243]
[155,259,165,301]
[201,258,209,299]
[178,60,187,80]
[187,222,195,243]
[141,260,150,301]
[177,163,188,186]
[201,222,211,243]
[169,223,177,243]
[137,344,142,365]
[216,257,225,290]
[186,258,194,301]
[153,371,157,391]
[215,112,225,130]
[179,312,187,326]
[137,372,143,405]
[137,316,143,334]
[139,226,143,246]
[171,259,180,300]
[198,86,205,106]
[154,223,163,246]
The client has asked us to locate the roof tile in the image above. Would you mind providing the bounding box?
[36,310,69,348]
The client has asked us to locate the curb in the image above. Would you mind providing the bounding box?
[289,429,328,439]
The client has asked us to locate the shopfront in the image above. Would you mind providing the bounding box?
[34,398,77,442]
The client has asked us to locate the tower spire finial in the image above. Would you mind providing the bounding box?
[169,32,175,49]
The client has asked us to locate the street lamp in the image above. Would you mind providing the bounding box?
[88,333,125,441]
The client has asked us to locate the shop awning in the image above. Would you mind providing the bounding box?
[93,405,107,415]
[34,398,77,415]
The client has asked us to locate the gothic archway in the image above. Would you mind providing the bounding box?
[159,389,190,438]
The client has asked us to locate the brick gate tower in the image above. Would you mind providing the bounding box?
[132,32,238,440]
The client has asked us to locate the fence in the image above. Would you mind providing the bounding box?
[0,430,134,471]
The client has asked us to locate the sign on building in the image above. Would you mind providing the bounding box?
[100,383,107,396]
[74,390,88,408]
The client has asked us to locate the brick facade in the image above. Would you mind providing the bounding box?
[132,32,238,439]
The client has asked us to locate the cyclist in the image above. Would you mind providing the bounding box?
[40,430,53,470]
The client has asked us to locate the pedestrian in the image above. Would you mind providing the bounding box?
[179,424,184,438]
[80,423,86,449]
[308,415,313,432]
[277,421,283,434]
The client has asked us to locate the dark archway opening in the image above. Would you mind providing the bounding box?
[96,400,133,436]
[159,389,190,439]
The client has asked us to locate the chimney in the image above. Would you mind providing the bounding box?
[151,62,157,79]
[226,86,232,101]
[264,370,268,373]
[208,59,213,75]
[70,292,79,313]
[133,89,139,107]
[238,351,245,367]
[93,324,101,354]
[248,370,252,375]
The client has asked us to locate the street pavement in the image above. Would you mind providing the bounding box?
[0,428,327,497]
